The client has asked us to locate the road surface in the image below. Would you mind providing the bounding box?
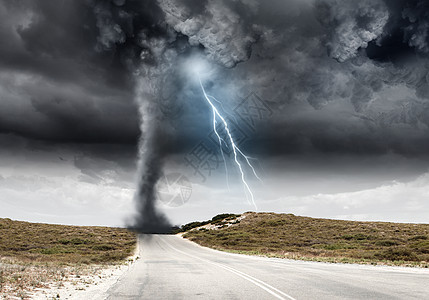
[106,235,429,299]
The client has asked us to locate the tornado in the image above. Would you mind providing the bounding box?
[132,111,172,233]
[129,47,178,233]
[89,0,259,232]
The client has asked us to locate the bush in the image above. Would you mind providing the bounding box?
[375,248,419,261]
[376,240,398,247]
[411,241,429,254]
[58,238,89,245]
[409,235,428,241]
[92,245,114,251]
[39,248,61,255]
[340,234,373,241]
[211,214,239,224]
[264,219,285,227]
[178,214,240,232]
[323,243,345,250]
[180,221,210,232]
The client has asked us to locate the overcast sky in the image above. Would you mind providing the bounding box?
[1,0,429,227]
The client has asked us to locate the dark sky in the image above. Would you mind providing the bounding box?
[1,0,429,225]
[1,0,429,156]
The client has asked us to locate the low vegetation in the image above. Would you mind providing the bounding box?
[176,213,240,232]
[0,218,137,298]
[184,212,429,267]
[0,218,136,264]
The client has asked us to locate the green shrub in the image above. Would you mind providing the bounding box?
[375,248,419,261]
[92,245,114,251]
[340,234,373,241]
[411,241,429,254]
[323,243,346,250]
[340,234,354,240]
[353,234,373,240]
[39,248,61,255]
[211,214,239,224]
[58,238,89,245]
[180,221,210,232]
[376,240,398,247]
[409,235,428,241]
[265,219,286,227]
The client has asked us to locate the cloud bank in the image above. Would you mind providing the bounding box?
[1,0,429,225]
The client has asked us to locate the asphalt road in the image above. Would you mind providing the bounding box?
[106,235,429,299]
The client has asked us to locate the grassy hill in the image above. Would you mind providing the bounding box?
[0,218,136,264]
[0,218,137,298]
[183,212,429,267]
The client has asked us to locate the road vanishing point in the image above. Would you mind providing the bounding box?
[105,235,429,299]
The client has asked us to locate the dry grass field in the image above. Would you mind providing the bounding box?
[0,218,137,299]
[184,212,429,267]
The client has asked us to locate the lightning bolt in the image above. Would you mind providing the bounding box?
[198,75,260,211]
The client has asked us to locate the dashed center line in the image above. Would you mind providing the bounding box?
[160,237,297,300]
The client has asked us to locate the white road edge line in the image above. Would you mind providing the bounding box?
[219,263,297,299]
[159,237,297,300]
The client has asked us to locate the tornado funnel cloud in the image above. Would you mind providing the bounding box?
[130,123,173,233]
[129,76,174,233]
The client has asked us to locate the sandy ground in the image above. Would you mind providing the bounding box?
[29,262,133,300]
[1,244,139,300]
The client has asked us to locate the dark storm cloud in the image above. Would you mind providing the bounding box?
[158,0,259,67]
[0,0,138,144]
[0,132,137,181]
[2,0,429,159]
[317,0,389,63]
[200,0,429,157]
